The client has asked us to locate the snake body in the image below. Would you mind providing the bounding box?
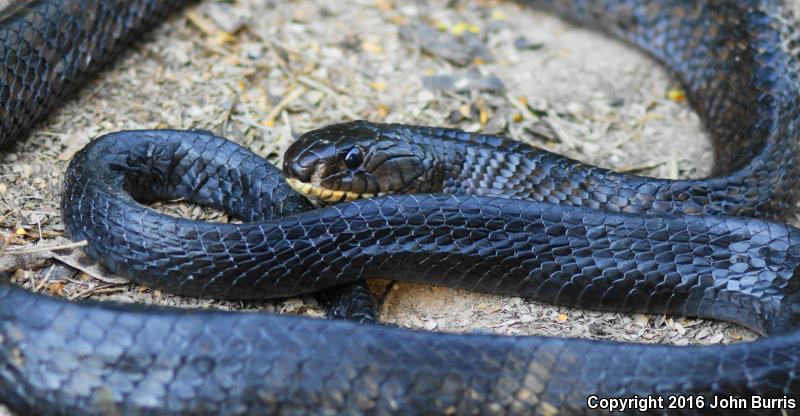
[1,0,800,414]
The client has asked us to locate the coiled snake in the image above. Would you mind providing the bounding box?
[2,0,800,414]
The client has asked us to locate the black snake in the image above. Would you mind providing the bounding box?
[2,0,800,414]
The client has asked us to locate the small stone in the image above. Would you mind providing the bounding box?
[566,102,585,118]
[27,213,45,223]
[13,269,26,282]
[399,24,493,66]
[280,298,305,314]
[633,313,649,328]
[303,90,325,105]
[513,36,544,50]
[241,43,263,60]
[422,70,505,93]
[408,315,424,328]
[673,321,686,336]
[206,3,248,33]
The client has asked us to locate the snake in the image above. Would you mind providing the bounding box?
[0,0,799,414]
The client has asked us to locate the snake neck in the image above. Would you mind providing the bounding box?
[369,119,796,221]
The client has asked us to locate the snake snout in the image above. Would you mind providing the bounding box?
[282,157,314,183]
[282,139,327,184]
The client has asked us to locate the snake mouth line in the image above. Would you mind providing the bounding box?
[286,177,375,202]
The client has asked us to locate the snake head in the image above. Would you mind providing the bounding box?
[283,121,444,203]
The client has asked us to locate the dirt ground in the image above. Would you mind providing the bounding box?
[3,1,799,409]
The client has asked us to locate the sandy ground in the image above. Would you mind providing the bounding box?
[3,0,800,410]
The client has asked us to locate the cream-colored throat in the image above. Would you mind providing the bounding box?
[286,177,374,203]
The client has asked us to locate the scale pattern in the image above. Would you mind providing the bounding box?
[0,276,798,415]
[0,0,191,148]
[57,127,800,414]
[0,0,799,414]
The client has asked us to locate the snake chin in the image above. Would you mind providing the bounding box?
[286,177,381,202]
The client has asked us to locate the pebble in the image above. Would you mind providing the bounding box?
[422,70,505,93]
[566,102,585,117]
[241,43,263,60]
[399,24,493,66]
[280,298,305,313]
[16,164,33,179]
[303,90,325,105]
[513,35,544,50]
[28,212,46,223]
[207,3,249,33]
[416,90,435,104]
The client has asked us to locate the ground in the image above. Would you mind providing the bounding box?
[2,0,799,409]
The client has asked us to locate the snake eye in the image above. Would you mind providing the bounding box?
[344,147,363,169]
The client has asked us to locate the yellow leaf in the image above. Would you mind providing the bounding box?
[370,81,387,92]
[458,104,472,119]
[361,39,384,54]
[557,313,568,322]
[375,0,394,11]
[479,108,489,125]
[48,281,65,296]
[377,104,390,118]
[541,402,559,416]
[387,14,409,25]
[667,88,686,102]
[14,227,25,236]
[490,10,509,20]
[223,54,241,66]
[213,31,236,46]
[451,22,469,36]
